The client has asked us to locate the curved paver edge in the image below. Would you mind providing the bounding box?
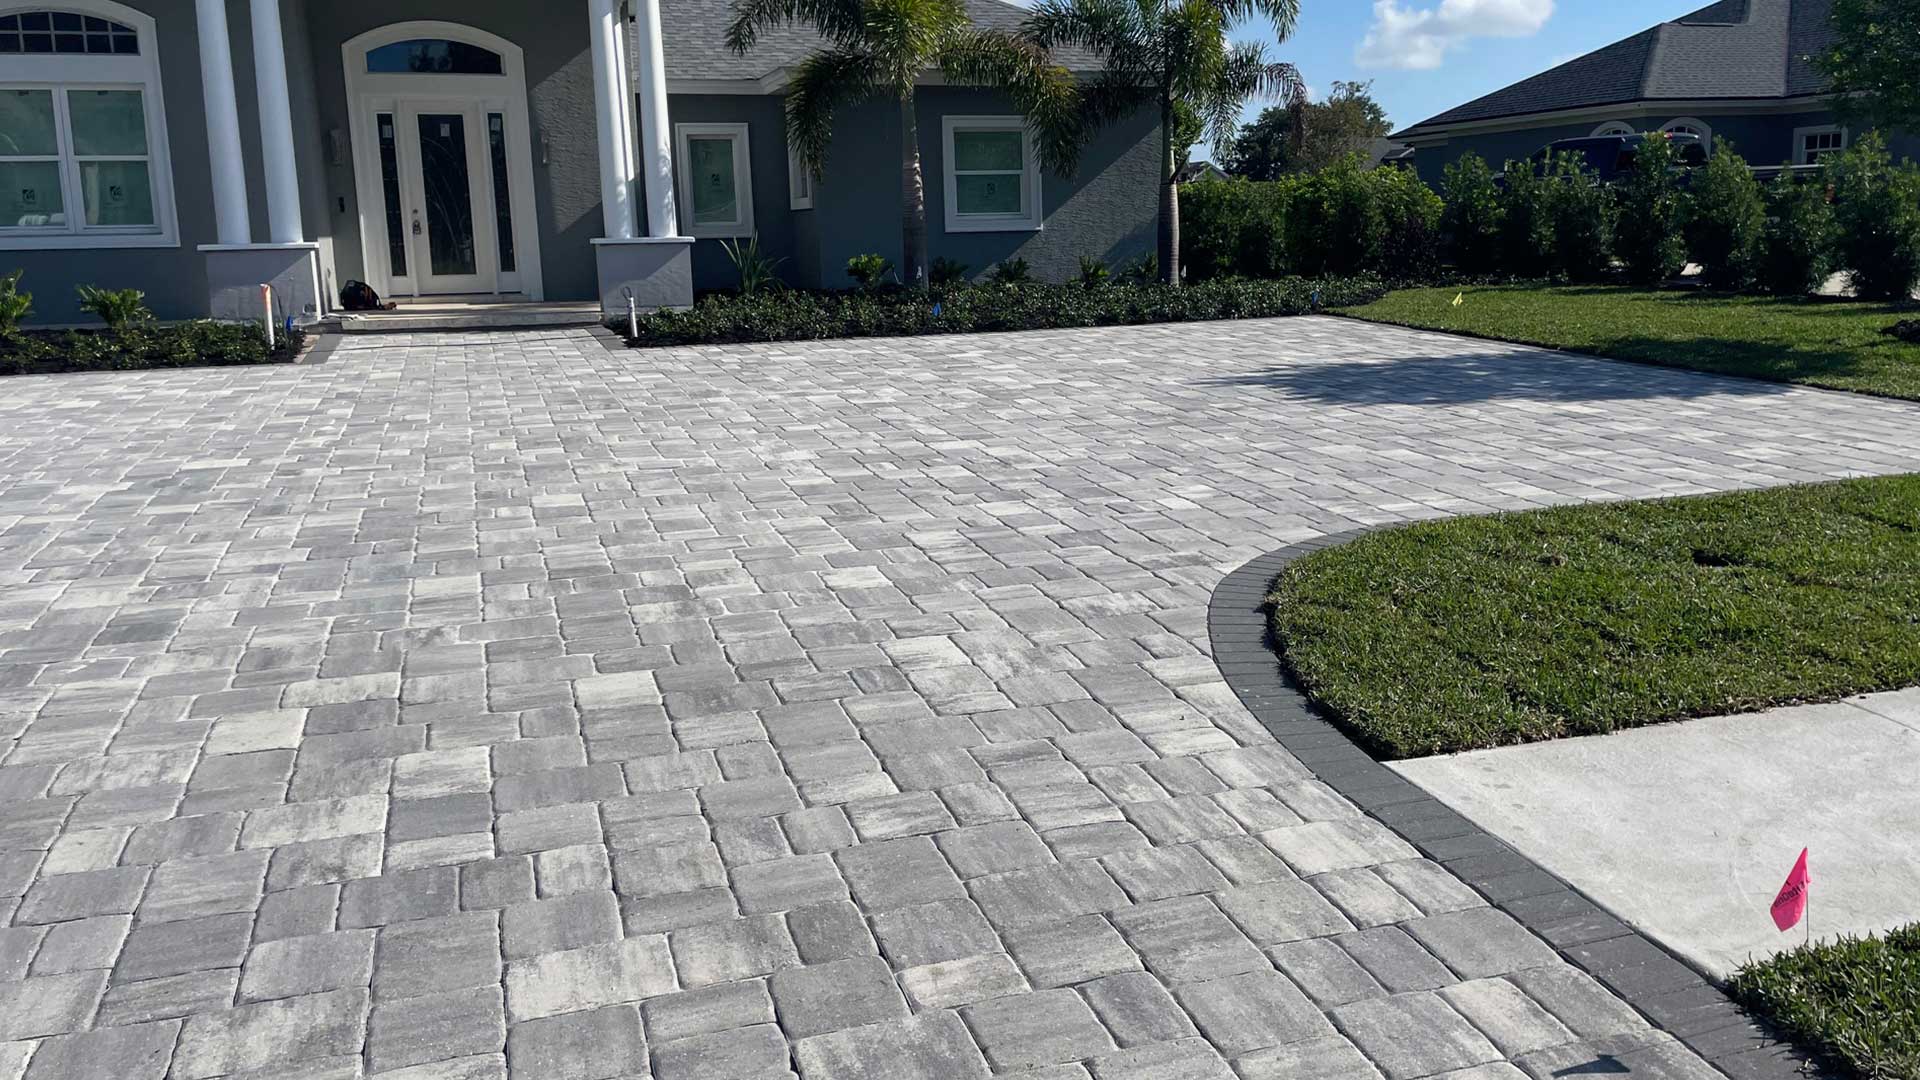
[1207,530,1831,1080]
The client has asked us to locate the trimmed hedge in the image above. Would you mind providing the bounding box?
[0,321,303,376]
[617,276,1388,347]
[1179,166,1442,283]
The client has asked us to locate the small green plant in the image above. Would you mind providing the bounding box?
[1076,255,1111,288]
[1614,135,1688,286]
[845,253,894,290]
[988,257,1032,285]
[720,234,785,297]
[1122,252,1159,284]
[1441,154,1504,276]
[75,285,152,330]
[929,257,970,286]
[1827,130,1920,301]
[1761,171,1837,295]
[1685,140,1767,289]
[0,270,31,333]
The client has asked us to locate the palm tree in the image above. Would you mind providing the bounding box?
[727,0,1082,285]
[1023,0,1305,284]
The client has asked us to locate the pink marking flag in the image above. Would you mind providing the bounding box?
[1770,848,1810,932]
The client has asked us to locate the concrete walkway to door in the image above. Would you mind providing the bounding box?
[0,318,1916,1080]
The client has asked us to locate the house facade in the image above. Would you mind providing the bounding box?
[2,0,1158,325]
[1391,0,1918,187]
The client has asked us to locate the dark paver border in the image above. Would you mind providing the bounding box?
[298,331,342,365]
[1209,530,1830,1080]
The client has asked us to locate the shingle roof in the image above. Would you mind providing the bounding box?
[1395,0,1833,136]
[654,0,1101,83]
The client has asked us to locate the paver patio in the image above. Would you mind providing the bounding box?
[1,317,1917,1080]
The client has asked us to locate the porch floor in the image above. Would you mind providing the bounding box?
[331,295,604,332]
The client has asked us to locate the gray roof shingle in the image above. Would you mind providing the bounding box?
[654,0,1101,83]
[1397,0,1833,136]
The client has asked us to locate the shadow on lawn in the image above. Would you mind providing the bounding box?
[1201,343,1806,406]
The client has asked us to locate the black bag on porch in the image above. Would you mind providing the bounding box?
[339,280,395,312]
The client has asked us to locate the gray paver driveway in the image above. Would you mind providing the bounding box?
[1,317,1917,1080]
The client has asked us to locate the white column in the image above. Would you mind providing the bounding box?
[633,0,678,238]
[588,0,636,239]
[613,6,639,220]
[194,0,251,244]
[249,0,303,244]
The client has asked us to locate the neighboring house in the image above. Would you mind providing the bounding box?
[1176,161,1227,183]
[1,0,1158,325]
[1391,0,1918,188]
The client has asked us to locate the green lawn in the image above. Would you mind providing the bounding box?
[1338,285,1920,401]
[1729,925,1920,1080]
[1268,476,1920,759]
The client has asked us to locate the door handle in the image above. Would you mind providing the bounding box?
[411,210,422,236]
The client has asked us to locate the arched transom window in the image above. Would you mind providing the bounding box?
[0,9,136,53]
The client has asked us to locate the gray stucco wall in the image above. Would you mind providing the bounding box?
[669,87,1159,292]
[1411,108,1919,186]
[3,0,212,324]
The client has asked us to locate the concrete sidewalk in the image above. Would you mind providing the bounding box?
[1395,689,1920,978]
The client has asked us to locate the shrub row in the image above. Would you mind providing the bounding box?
[1183,132,1920,300]
[0,322,303,377]
[619,276,1388,347]
[1437,131,1920,299]
[1180,163,1444,282]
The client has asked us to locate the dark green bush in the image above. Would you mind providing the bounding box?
[1543,153,1617,283]
[1373,166,1445,281]
[1685,141,1767,289]
[1181,166,1439,283]
[1441,154,1504,275]
[75,285,152,329]
[929,257,970,285]
[1614,135,1688,285]
[1499,160,1556,278]
[1761,170,1837,295]
[989,258,1033,285]
[617,276,1388,348]
[1828,131,1920,301]
[0,320,301,376]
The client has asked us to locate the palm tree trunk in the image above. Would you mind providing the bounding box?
[1159,96,1181,286]
[900,91,928,286]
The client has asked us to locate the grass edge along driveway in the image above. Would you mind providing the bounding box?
[1267,475,1920,760]
[1729,923,1920,1080]
[1337,285,1920,402]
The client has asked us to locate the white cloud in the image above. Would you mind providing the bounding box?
[1355,0,1554,71]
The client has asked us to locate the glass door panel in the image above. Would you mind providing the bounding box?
[415,111,476,277]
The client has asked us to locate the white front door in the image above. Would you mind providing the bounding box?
[344,23,544,301]
[369,100,529,298]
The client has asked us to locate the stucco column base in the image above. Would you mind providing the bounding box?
[593,237,694,319]
[198,243,324,326]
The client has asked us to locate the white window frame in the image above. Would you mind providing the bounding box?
[787,141,812,210]
[1659,117,1712,151]
[1793,123,1847,165]
[674,122,754,238]
[0,0,177,250]
[1590,121,1633,137]
[943,115,1042,234]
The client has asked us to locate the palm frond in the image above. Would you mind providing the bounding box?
[784,48,883,175]
[725,0,868,55]
[1076,68,1156,129]
[1203,43,1299,157]
[942,29,1085,174]
[1021,0,1143,57]
[1208,0,1301,41]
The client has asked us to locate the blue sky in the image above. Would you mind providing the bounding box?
[1011,1,1718,150]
